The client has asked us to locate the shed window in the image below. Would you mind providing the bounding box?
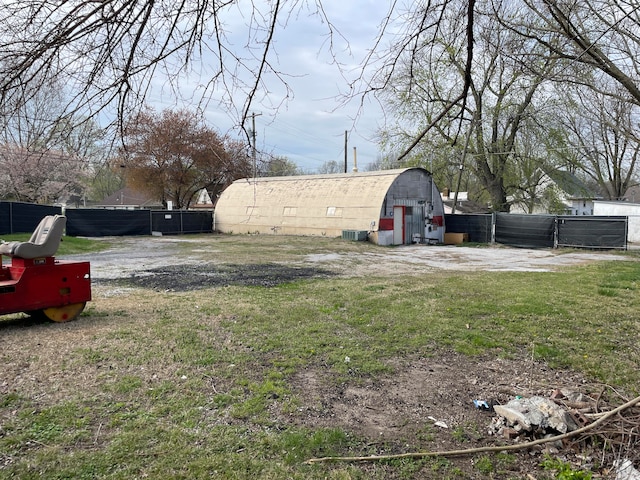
[326,206,343,217]
[283,206,297,216]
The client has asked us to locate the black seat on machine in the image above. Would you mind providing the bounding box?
[0,215,66,259]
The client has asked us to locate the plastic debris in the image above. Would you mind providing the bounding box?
[492,396,579,434]
[616,459,640,480]
[427,416,449,429]
[473,399,493,411]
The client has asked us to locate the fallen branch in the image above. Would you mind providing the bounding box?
[305,394,640,464]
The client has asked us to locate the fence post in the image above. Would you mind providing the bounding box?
[491,212,496,244]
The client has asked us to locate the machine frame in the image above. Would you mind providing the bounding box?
[0,215,92,322]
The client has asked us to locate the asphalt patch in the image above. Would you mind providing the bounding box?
[97,263,335,291]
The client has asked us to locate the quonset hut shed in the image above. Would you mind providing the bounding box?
[214,167,445,246]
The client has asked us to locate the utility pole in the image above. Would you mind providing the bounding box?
[249,112,262,179]
[352,147,358,172]
[344,130,348,173]
[452,118,474,214]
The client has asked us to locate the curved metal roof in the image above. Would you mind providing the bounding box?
[215,168,435,236]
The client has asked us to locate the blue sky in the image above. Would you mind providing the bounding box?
[148,1,393,173]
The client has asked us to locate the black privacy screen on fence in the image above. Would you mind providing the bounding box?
[444,214,493,243]
[557,216,627,249]
[66,209,150,236]
[495,213,556,248]
[0,202,62,234]
[0,201,627,247]
[151,210,213,235]
[444,212,627,249]
[0,203,214,237]
[65,208,213,237]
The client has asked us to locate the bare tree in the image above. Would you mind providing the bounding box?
[500,1,640,105]
[377,2,558,211]
[0,1,340,139]
[6,0,639,193]
[0,1,477,150]
[318,160,342,174]
[559,86,640,200]
[351,1,477,158]
[260,156,301,177]
[0,78,95,203]
[363,153,404,173]
[360,0,640,174]
[366,1,640,210]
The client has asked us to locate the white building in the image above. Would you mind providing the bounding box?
[510,169,596,215]
[593,201,640,243]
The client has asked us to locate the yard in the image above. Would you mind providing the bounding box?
[1,234,639,479]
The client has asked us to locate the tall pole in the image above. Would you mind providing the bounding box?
[344,130,348,173]
[353,147,358,172]
[452,119,474,214]
[250,112,262,179]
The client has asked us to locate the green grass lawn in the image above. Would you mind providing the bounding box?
[0,238,638,479]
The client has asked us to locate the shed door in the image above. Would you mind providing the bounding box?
[407,206,424,243]
[393,206,405,245]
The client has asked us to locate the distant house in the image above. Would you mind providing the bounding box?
[96,187,162,210]
[440,188,491,214]
[510,169,597,215]
[621,185,640,203]
[593,200,640,243]
[191,188,215,210]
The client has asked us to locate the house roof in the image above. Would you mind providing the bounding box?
[442,199,491,214]
[545,169,595,198]
[622,185,640,203]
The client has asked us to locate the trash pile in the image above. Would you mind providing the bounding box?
[306,389,640,477]
[477,388,640,478]
[486,389,590,440]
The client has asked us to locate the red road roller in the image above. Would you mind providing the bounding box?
[0,215,91,322]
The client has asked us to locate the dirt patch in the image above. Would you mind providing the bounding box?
[285,351,623,475]
[305,244,629,276]
[292,352,565,440]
